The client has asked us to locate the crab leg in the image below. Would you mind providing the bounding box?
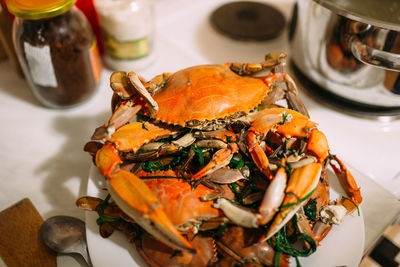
[128,72,159,117]
[95,144,194,252]
[329,155,362,212]
[191,144,238,180]
[94,71,163,140]
[107,169,194,252]
[264,72,310,118]
[213,159,308,228]
[205,168,245,184]
[144,72,171,94]
[312,221,333,242]
[246,112,283,179]
[318,155,363,225]
[309,165,330,215]
[229,52,286,76]
[246,108,319,180]
[265,162,322,240]
[191,130,239,180]
[295,212,317,245]
[258,164,287,224]
[92,121,196,252]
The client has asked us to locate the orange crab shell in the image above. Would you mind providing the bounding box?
[107,122,176,153]
[152,64,270,126]
[137,170,233,226]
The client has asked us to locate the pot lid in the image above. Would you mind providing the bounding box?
[314,0,400,31]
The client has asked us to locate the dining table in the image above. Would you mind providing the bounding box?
[0,0,399,266]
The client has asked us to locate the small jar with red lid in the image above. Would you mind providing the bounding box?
[8,0,102,108]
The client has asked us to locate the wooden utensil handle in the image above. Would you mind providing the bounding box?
[0,198,57,267]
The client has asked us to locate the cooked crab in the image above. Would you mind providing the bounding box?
[81,54,362,265]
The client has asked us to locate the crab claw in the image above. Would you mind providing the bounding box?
[191,144,239,181]
[329,155,362,213]
[265,162,322,240]
[107,169,194,253]
[128,72,159,118]
[258,164,287,224]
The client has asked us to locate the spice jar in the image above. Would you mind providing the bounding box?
[8,0,102,108]
[94,0,155,71]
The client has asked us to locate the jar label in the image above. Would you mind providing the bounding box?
[23,42,58,88]
[102,30,150,60]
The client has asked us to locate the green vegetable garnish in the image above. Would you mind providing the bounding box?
[341,196,360,216]
[96,194,120,225]
[268,224,317,260]
[304,198,317,222]
[191,146,205,168]
[280,188,315,209]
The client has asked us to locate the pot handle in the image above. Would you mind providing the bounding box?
[350,35,400,71]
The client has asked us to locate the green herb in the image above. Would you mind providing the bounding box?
[148,106,156,119]
[341,196,360,216]
[228,183,242,202]
[280,188,315,209]
[226,135,239,144]
[216,221,231,236]
[142,160,163,172]
[170,250,181,258]
[274,251,282,267]
[304,198,317,222]
[96,215,119,225]
[96,194,120,225]
[278,112,291,125]
[268,224,317,259]
[281,161,293,177]
[141,156,182,172]
[166,155,182,170]
[295,256,301,267]
[191,146,205,168]
[229,157,245,169]
[236,158,245,169]
[141,122,149,131]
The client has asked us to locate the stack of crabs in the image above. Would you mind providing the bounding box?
[78,53,362,267]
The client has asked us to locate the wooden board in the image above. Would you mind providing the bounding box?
[0,198,57,267]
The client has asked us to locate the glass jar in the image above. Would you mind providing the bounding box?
[94,0,155,71]
[8,0,102,108]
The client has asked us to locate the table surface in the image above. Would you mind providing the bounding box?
[0,0,399,266]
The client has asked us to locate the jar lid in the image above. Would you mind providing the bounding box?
[314,0,400,31]
[7,0,77,20]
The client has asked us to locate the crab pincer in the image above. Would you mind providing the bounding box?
[317,155,363,226]
[191,130,240,181]
[265,162,322,240]
[93,122,195,252]
[106,169,195,252]
[245,108,320,180]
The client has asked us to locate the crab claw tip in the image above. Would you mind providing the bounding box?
[106,169,194,253]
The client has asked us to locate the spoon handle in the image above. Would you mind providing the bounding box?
[79,245,93,267]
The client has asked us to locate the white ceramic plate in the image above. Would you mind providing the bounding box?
[86,165,365,267]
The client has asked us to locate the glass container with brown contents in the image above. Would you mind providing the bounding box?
[8,0,102,108]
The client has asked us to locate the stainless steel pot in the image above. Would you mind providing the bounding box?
[290,0,400,109]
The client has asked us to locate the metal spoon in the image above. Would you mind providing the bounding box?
[40,215,92,267]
